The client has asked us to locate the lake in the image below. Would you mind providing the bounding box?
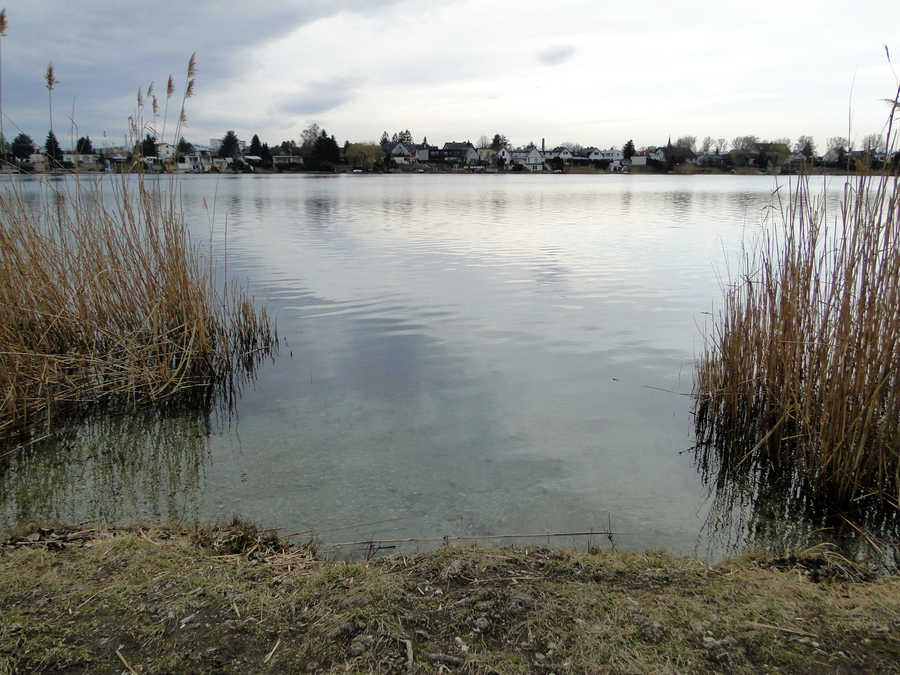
[0,173,851,559]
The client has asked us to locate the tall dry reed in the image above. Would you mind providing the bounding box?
[0,174,275,444]
[694,97,900,510]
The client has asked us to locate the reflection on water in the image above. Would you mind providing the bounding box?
[696,448,899,569]
[1,410,210,528]
[0,173,864,560]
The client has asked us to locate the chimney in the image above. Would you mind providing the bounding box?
[542,138,545,153]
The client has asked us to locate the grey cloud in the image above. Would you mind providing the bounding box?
[538,45,576,66]
[3,1,401,139]
[281,80,358,116]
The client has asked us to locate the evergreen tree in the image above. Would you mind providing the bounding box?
[311,130,340,168]
[623,139,635,160]
[141,133,156,158]
[249,133,263,156]
[11,132,34,160]
[218,130,240,158]
[177,137,194,155]
[44,130,62,162]
[260,142,272,168]
[76,136,93,154]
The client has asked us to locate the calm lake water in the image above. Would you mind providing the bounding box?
[0,173,852,559]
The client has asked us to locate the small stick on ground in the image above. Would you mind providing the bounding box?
[263,637,280,664]
[116,648,138,674]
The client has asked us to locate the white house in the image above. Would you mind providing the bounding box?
[61,152,99,169]
[28,152,46,169]
[545,146,573,162]
[510,147,545,172]
[177,152,209,172]
[389,142,413,165]
[591,147,623,162]
[156,143,176,161]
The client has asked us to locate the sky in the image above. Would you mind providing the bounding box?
[2,0,899,153]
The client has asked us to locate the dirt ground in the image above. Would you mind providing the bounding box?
[2,519,898,673]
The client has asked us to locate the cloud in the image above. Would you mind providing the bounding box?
[538,45,576,66]
[280,79,359,116]
[2,0,402,139]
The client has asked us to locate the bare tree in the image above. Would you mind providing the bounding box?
[477,135,490,149]
[826,136,848,152]
[700,136,713,153]
[793,135,817,157]
[675,135,696,152]
[732,135,759,151]
[716,138,727,153]
[773,137,791,148]
[861,133,883,154]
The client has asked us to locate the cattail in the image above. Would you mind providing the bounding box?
[137,88,142,107]
[179,107,187,124]
[187,52,196,79]
[0,9,7,37]
[152,95,158,116]
[167,74,175,99]
[185,78,195,99]
[147,81,153,97]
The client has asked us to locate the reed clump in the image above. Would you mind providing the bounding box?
[0,174,275,443]
[694,109,900,510]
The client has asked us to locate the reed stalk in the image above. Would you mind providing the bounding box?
[0,171,275,445]
[694,92,900,511]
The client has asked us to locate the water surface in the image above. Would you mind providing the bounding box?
[1,173,848,558]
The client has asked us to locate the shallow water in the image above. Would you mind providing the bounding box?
[1,173,857,559]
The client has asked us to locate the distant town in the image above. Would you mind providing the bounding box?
[4,125,897,175]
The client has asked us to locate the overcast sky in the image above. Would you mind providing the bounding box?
[3,0,899,152]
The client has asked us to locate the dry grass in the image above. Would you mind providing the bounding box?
[0,173,275,444]
[694,96,900,514]
[1,524,898,673]
[0,53,274,445]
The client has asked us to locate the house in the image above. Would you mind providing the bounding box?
[592,147,624,162]
[155,143,176,161]
[388,142,413,164]
[408,143,435,162]
[630,153,648,167]
[476,147,497,165]
[61,152,99,169]
[28,151,46,169]
[545,146,573,162]
[442,141,478,165]
[495,147,512,167]
[177,152,210,172]
[273,154,303,168]
[509,146,545,172]
[695,152,728,169]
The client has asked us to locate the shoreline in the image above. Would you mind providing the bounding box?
[2,520,898,673]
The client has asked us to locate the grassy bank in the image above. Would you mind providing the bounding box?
[1,521,898,673]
